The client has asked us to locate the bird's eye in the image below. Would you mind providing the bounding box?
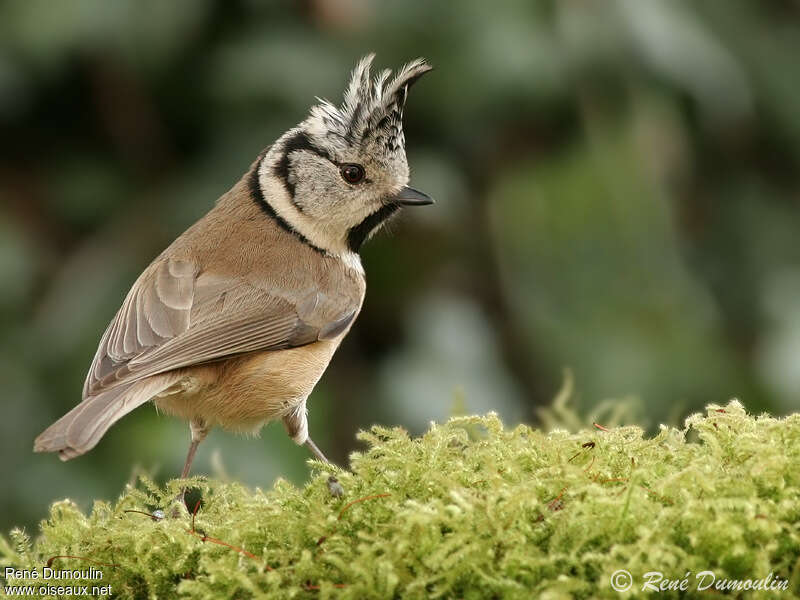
[340,164,365,184]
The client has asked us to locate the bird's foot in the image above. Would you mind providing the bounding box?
[327,475,344,497]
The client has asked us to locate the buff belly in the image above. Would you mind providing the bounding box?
[153,339,339,433]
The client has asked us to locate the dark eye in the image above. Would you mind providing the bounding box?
[340,163,365,184]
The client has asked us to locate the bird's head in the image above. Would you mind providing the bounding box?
[256,54,433,255]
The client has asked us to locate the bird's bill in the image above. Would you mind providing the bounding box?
[391,186,434,206]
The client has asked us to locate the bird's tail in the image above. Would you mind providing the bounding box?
[34,376,176,461]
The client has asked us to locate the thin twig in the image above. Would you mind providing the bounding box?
[338,494,391,520]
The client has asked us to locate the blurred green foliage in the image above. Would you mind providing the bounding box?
[2,0,800,534]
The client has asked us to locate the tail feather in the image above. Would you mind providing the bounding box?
[34,376,177,461]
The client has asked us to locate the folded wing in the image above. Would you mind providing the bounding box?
[83,257,357,398]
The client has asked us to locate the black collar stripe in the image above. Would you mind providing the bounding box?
[273,131,336,209]
[249,154,328,256]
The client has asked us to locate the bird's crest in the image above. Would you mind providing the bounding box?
[307,54,432,158]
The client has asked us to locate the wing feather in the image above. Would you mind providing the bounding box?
[83,257,357,398]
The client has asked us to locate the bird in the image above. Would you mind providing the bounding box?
[34,54,434,483]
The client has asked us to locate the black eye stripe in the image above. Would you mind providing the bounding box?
[274,131,337,198]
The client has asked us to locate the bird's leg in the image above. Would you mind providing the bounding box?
[304,437,331,463]
[177,417,210,505]
[305,437,345,497]
[181,417,210,478]
[282,404,343,496]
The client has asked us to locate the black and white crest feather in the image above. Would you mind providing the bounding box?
[307,54,432,161]
[253,54,433,257]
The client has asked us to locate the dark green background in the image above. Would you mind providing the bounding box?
[2,0,800,533]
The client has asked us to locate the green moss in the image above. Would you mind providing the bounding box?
[2,400,800,599]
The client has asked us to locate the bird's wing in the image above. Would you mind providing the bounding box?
[83,257,358,397]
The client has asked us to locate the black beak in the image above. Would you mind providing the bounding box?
[391,186,434,206]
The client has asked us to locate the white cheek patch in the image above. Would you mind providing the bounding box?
[258,156,349,255]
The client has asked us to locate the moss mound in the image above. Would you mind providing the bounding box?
[2,401,800,598]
